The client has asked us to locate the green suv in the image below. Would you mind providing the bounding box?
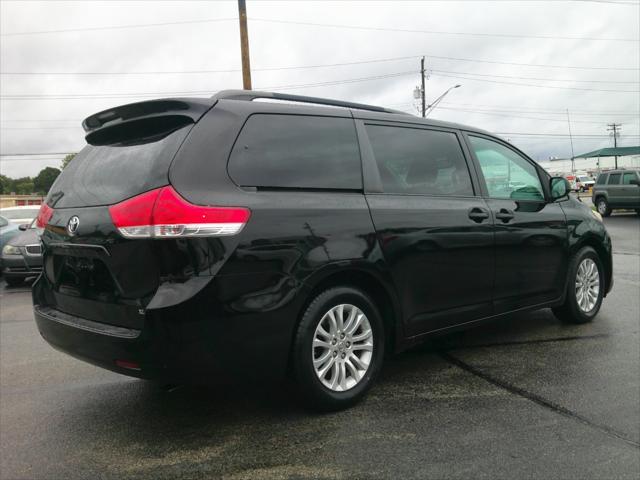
[592,169,640,217]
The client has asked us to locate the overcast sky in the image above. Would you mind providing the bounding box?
[1,0,638,178]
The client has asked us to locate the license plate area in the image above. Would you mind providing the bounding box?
[55,255,120,302]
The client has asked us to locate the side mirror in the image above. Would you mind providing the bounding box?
[550,177,571,201]
[18,223,29,231]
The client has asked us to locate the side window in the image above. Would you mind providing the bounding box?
[596,174,608,185]
[607,173,621,185]
[468,136,544,201]
[228,114,361,190]
[622,172,637,185]
[365,125,474,196]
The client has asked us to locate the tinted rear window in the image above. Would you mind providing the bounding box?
[607,173,621,185]
[228,114,362,190]
[366,124,473,196]
[47,125,191,208]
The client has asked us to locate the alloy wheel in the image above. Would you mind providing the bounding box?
[575,258,600,313]
[597,200,608,215]
[312,304,373,392]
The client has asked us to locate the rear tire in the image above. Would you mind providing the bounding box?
[292,286,385,411]
[596,197,611,217]
[553,246,604,324]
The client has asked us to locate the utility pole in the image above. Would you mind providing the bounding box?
[607,123,621,169]
[420,56,426,118]
[566,109,575,173]
[238,0,252,90]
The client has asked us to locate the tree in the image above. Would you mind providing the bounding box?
[61,153,76,169]
[0,174,13,194]
[11,177,35,195]
[33,167,61,195]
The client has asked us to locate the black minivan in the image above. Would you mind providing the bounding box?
[33,90,612,410]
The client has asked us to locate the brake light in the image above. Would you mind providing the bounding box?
[35,202,54,228]
[108,186,250,238]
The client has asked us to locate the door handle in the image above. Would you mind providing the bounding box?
[495,208,515,223]
[468,207,490,223]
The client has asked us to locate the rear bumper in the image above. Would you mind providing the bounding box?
[33,304,163,380]
[32,273,301,385]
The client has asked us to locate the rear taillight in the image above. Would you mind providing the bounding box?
[108,186,250,239]
[35,202,54,228]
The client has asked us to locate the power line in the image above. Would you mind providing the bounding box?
[0,71,418,100]
[493,132,640,137]
[0,18,236,36]
[2,15,636,42]
[2,53,636,75]
[430,69,638,84]
[2,69,638,101]
[249,17,639,42]
[439,101,640,115]
[432,72,639,93]
[439,102,640,115]
[432,106,617,124]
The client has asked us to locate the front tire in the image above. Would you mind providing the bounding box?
[596,197,611,217]
[553,247,604,324]
[292,287,385,411]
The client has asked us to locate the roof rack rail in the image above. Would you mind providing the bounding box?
[213,89,408,115]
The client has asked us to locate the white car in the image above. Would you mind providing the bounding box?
[0,206,41,225]
[577,176,595,192]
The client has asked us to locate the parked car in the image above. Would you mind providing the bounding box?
[32,91,613,410]
[1,218,43,286]
[576,175,595,192]
[0,215,21,265]
[592,169,640,217]
[564,174,579,192]
[0,206,41,225]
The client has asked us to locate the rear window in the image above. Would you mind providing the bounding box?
[596,174,608,185]
[228,114,362,190]
[47,125,191,208]
[607,173,621,185]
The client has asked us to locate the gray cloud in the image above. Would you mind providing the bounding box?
[1,0,638,177]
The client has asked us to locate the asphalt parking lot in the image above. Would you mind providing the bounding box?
[1,213,638,480]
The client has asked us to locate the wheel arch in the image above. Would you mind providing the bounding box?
[571,235,613,296]
[290,265,404,364]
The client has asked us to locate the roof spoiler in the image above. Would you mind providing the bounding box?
[82,98,216,145]
[213,89,408,115]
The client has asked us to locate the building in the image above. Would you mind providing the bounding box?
[538,146,640,176]
[0,195,44,208]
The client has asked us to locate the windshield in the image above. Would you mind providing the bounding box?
[0,208,40,219]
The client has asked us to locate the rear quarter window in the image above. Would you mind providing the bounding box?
[607,173,621,185]
[228,114,362,190]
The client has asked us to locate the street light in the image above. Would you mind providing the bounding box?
[424,84,461,117]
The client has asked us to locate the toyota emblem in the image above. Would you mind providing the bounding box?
[67,216,80,236]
